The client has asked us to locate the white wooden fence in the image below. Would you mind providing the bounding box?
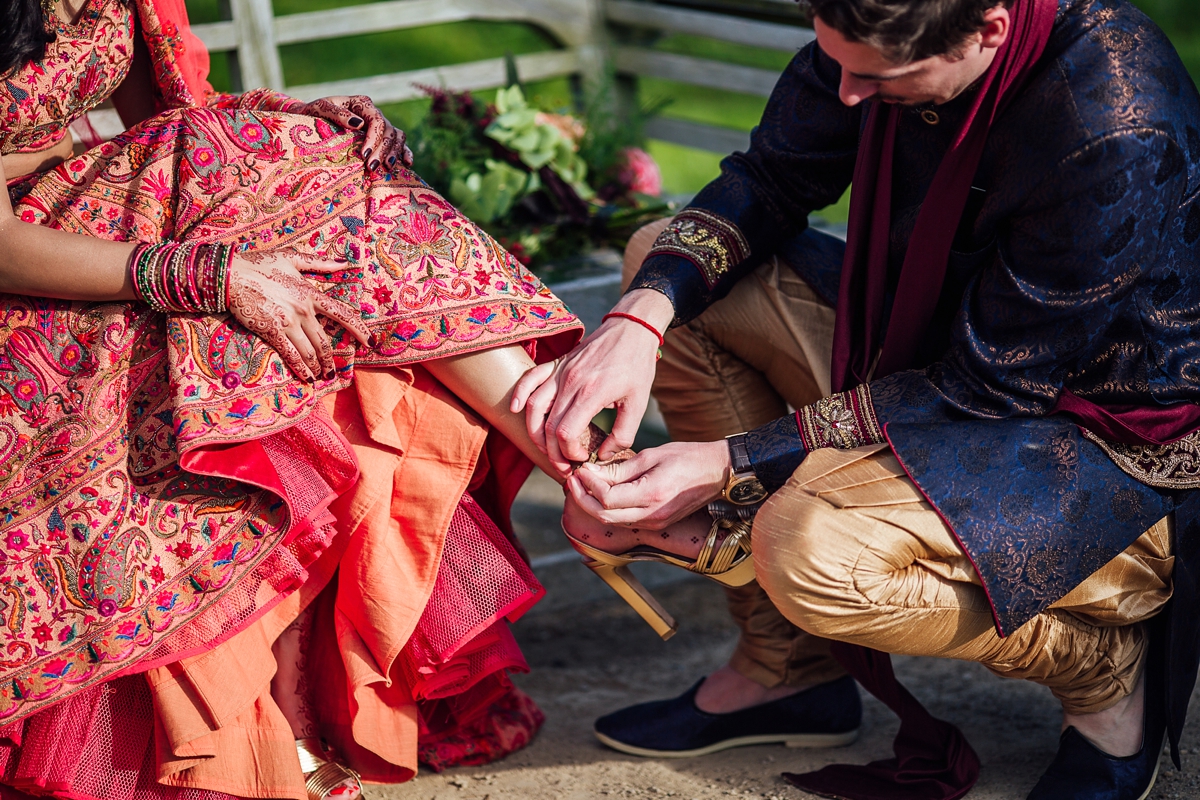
[189,0,815,155]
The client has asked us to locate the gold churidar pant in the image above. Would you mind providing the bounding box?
[623,220,1173,712]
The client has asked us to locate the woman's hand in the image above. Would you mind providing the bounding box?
[227,254,372,382]
[301,95,413,171]
[566,440,731,529]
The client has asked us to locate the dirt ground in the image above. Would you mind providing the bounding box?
[373,577,1200,800]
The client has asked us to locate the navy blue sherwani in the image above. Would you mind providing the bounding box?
[628,0,1200,756]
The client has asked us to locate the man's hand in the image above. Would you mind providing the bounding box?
[566,440,731,529]
[302,95,413,171]
[511,289,674,476]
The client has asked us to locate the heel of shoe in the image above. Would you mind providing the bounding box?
[586,559,678,640]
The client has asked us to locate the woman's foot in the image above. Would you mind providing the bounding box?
[562,492,712,560]
[295,738,365,800]
[272,609,363,800]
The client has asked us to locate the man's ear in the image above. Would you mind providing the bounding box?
[979,5,1011,50]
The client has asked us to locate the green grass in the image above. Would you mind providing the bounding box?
[183,0,1199,223]
[276,22,558,88]
[1134,0,1200,78]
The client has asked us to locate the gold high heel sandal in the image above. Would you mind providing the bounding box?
[562,515,755,641]
[296,738,364,800]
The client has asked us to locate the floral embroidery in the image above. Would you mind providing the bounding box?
[0,0,135,154]
[0,2,581,721]
[797,384,885,451]
[1081,428,1200,488]
[646,209,750,288]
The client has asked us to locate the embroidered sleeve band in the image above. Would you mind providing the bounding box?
[798,384,885,451]
[1081,428,1200,489]
[646,209,751,289]
[626,254,712,328]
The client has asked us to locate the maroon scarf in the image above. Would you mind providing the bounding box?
[830,0,1058,391]
[788,2,1058,798]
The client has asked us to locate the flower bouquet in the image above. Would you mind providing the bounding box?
[409,75,672,275]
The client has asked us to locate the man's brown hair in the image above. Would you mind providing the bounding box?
[804,0,1009,64]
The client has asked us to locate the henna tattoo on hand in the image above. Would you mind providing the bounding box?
[227,266,321,380]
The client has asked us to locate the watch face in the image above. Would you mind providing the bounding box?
[728,477,767,505]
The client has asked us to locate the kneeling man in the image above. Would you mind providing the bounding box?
[514,0,1200,796]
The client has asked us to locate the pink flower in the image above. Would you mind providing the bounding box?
[150,565,165,582]
[143,170,172,202]
[191,148,218,168]
[6,532,27,550]
[13,380,38,401]
[32,623,51,644]
[468,306,494,324]
[226,397,259,420]
[620,147,663,197]
[394,321,419,341]
[42,659,71,679]
[534,112,586,147]
[172,541,194,560]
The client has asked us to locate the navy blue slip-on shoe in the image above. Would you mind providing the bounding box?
[1025,727,1162,800]
[593,675,861,758]
[1027,636,1167,800]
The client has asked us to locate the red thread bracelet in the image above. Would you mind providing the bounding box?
[602,312,665,348]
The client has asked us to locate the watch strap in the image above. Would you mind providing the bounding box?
[726,433,753,476]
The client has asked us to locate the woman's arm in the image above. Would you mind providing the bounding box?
[428,344,592,483]
[0,157,138,300]
[0,157,369,379]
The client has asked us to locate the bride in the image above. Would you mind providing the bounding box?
[0,0,600,797]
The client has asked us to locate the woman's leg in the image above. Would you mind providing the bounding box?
[271,607,362,799]
[426,343,578,482]
[427,343,718,553]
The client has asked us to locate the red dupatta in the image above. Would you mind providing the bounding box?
[132,0,215,109]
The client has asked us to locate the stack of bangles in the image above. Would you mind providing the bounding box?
[129,242,233,314]
[601,312,664,361]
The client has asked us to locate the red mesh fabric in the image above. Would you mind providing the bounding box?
[0,484,546,795]
[397,493,544,701]
[129,414,354,674]
[0,676,234,800]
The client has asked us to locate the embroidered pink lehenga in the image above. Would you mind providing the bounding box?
[0,0,581,796]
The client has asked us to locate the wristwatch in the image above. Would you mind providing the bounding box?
[722,433,768,506]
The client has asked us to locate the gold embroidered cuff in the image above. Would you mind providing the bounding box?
[798,384,885,451]
[646,209,751,288]
[1081,427,1200,488]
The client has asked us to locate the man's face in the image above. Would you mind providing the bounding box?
[814,9,1009,107]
